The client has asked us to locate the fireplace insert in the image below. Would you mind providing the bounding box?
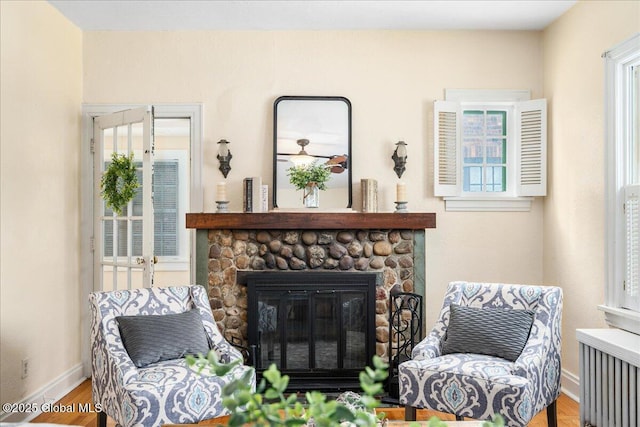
[246,272,377,391]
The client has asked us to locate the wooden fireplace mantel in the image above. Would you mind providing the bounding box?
[186,212,436,230]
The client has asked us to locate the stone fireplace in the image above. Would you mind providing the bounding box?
[187,212,435,388]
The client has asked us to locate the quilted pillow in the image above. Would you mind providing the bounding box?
[117,309,210,368]
[441,304,534,362]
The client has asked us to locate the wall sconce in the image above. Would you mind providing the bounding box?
[392,141,408,178]
[217,139,232,178]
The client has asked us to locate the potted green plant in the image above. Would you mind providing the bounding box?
[287,161,332,208]
[101,152,139,215]
[187,352,506,427]
[187,352,388,427]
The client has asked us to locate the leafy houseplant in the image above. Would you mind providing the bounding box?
[187,351,506,427]
[287,161,332,207]
[101,152,139,215]
[287,161,332,191]
[187,352,388,427]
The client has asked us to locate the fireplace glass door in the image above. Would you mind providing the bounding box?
[248,272,376,390]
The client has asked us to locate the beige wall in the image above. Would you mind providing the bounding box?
[0,1,82,405]
[3,0,637,407]
[83,28,545,334]
[542,0,640,393]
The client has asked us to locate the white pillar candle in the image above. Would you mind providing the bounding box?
[217,182,228,201]
[396,182,407,202]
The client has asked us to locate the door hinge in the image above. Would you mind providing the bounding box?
[90,237,95,252]
[90,138,95,154]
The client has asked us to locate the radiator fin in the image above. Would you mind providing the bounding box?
[580,343,639,426]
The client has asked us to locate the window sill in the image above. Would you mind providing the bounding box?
[598,305,640,335]
[444,197,534,212]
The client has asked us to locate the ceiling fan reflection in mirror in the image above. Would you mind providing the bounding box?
[277,138,349,173]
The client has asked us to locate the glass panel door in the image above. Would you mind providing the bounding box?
[285,291,310,370]
[313,292,339,369]
[93,107,154,290]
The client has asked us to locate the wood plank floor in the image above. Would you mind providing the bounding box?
[31,379,580,426]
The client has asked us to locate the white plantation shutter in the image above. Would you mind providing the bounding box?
[434,100,460,196]
[153,161,179,256]
[624,184,640,311]
[516,99,547,196]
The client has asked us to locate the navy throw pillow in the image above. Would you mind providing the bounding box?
[117,309,210,368]
[441,304,534,362]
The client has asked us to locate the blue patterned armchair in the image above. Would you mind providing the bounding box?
[398,282,563,427]
[90,285,255,427]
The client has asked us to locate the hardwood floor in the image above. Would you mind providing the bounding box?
[31,379,580,426]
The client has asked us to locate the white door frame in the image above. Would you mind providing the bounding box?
[80,104,203,377]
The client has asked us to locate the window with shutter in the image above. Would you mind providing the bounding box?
[602,34,640,331]
[625,185,640,309]
[434,91,547,211]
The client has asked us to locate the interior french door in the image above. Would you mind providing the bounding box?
[93,107,154,290]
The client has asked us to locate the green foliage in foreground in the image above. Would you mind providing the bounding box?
[187,352,387,427]
[187,351,505,427]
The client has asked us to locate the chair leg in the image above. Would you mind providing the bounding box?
[97,410,107,427]
[546,399,558,427]
[405,405,417,421]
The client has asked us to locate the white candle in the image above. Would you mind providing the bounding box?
[396,182,407,202]
[217,182,228,201]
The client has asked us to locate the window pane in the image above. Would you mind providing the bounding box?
[486,138,506,164]
[487,111,507,137]
[463,165,483,192]
[485,166,506,192]
[115,124,129,154]
[463,138,483,164]
[462,111,484,136]
[632,65,639,184]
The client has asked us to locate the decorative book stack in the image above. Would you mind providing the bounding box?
[243,177,266,212]
[361,179,378,213]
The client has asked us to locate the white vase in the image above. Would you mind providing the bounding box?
[303,183,320,208]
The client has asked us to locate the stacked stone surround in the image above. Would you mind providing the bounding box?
[206,228,416,359]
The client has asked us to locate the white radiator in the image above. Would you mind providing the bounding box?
[577,329,640,427]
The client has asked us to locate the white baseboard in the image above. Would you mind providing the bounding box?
[0,363,86,423]
[561,367,580,402]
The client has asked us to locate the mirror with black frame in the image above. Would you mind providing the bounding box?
[273,96,352,209]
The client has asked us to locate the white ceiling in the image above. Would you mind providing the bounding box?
[49,0,577,31]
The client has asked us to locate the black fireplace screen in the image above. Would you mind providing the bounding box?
[247,272,376,391]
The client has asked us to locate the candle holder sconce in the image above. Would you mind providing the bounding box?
[392,141,407,178]
[217,139,232,178]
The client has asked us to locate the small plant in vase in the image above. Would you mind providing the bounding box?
[287,160,332,208]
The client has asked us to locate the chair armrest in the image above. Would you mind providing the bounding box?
[99,317,139,385]
[411,329,443,360]
[513,315,558,381]
[210,336,244,364]
[513,325,546,377]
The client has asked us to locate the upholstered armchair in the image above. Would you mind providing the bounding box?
[399,281,563,427]
[90,285,255,427]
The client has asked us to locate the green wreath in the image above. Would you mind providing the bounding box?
[101,152,139,215]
